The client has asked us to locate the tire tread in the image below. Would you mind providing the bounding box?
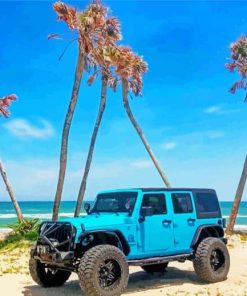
[193,237,230,283]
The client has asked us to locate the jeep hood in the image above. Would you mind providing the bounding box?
[60,214,132,240]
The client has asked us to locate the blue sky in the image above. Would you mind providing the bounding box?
[0,0,247,201]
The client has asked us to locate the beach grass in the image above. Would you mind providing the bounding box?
[0,240,31,275]
[240,233,247,241]
[0,231,38,250]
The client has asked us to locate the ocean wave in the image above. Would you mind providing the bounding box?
[223,215,247,218]
[0,213,246,219]
[0,212,85,219]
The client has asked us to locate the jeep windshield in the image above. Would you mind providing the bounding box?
[90,192,138,214]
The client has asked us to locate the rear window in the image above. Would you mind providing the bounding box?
[194,192,221,218]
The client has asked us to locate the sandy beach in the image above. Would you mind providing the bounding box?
[0,228,12,241]
[0,235,246,296]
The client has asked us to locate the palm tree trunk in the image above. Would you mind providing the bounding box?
[226,154,247,235]
[0,159,23,222]
[122,79,171,188]
[74,77,107,217]
[52,49,84,221]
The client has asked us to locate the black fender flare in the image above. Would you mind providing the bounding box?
[79,229,130,255]
[190,224,224,248]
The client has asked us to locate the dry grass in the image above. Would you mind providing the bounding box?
[0,240,32,275]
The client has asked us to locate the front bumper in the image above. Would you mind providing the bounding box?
[32,222,77,268]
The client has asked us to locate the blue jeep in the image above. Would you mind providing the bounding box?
[29,188,230,296]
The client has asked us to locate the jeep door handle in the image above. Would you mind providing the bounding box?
[187,218,196,223]
[162,219,172,225]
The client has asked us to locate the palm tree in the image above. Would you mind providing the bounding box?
[0,94,17,117]
[0,160,23,222]
[112,46,171,187]
[225,36,247,234]
[74,75,108,217]
[52,2,84,221]
[52,2,120,220]
[226,156,247,234]
[0,94,23,222]
[226,36,247,100]
[74,32,122,217]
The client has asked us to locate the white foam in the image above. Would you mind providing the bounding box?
[234,225,247,230]
[0,228,11,233]
[0,212,83,219]
[222,215,247,218]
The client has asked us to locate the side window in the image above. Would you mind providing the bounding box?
[194,192,221,218]
[172,193,193,214]
[141,194,167,215]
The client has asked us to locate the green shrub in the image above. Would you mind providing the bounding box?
[0,232,38,250]
[0,219,40,250]
[8,218,40,235]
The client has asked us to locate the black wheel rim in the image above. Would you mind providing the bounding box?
[98,259,121,288]
[210,248,225,271]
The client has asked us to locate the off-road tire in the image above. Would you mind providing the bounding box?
[78,244,129,296]
[142,262,168,273]
[193,237,230,283]
[29,258,71,287]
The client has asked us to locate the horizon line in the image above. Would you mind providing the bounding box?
[0,199,242,202]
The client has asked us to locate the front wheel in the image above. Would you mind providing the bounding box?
[78,245,129,296]
[193,237,230,283]
[29,258,71,287]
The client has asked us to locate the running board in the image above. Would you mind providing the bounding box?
[128,253,193,266]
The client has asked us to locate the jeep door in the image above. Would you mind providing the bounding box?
[139,192,174,254]
[170,191,196,252]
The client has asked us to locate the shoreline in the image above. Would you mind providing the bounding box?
[0,228,12,241]
[0,228,12,233]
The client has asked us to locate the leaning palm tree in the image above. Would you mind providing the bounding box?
[0,94,23,222]
[52,1,119,220]
[74,73,108,217]
[74,45,121,217]
[111,46,171,187]
[0,94,17,117]
[225,36,247,234]
[52,2,84,221]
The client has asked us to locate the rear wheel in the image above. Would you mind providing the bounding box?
[29,258,71,287]
[193,237,230,283]
[78,244,129,296]
[142,262,168,273]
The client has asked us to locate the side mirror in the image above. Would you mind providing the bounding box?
[84,203,91,214]
[139,206,154,222]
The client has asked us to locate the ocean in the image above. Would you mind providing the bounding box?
[0,201,246,228]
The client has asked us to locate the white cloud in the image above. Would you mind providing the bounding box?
[130,159,153,169]
[206,130,225,139]
[162,142,177,150]
[0,156,165,201]
[0,153,245,202]
[204,105,240,115]
[3,118,55,139]
[204,105,221,114]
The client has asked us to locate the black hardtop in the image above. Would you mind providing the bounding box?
[136,188,217,194]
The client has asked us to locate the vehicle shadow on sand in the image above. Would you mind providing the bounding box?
[23,267,205,296]
[126,267,206,294]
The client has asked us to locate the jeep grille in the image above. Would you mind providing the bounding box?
[39,222,76,252]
